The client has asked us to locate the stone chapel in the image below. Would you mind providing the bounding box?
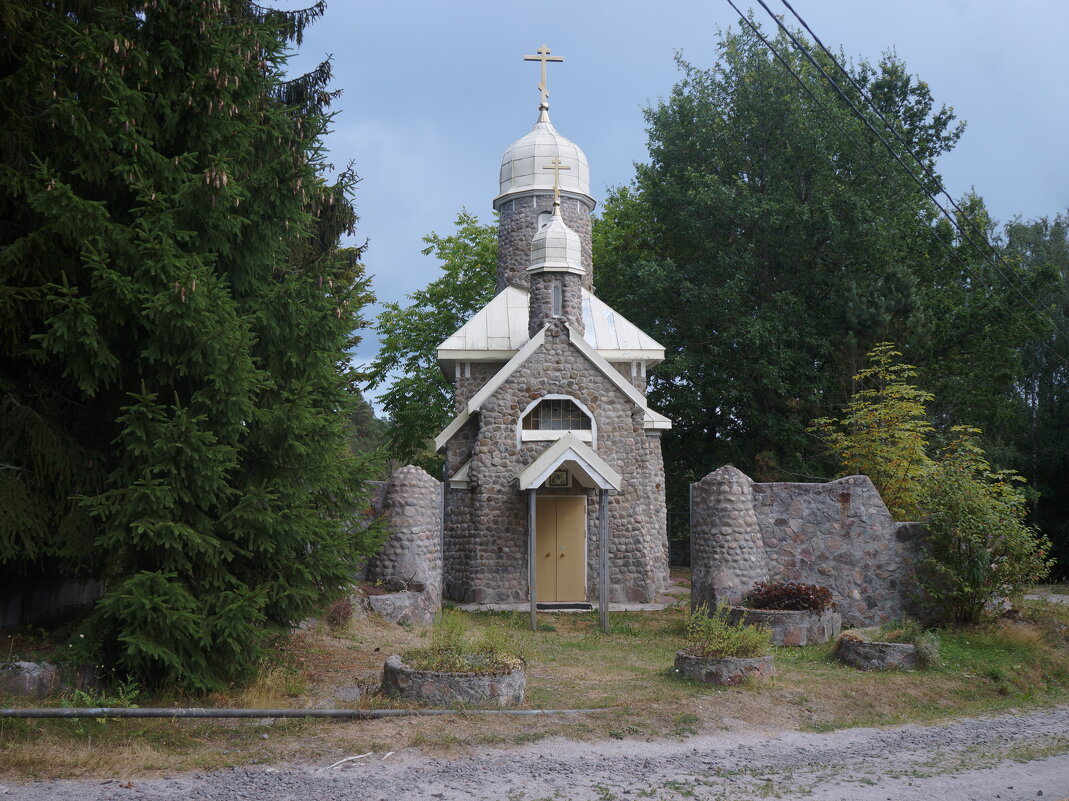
[433,46,672,606]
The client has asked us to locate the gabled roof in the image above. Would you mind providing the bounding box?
[581,292,664,362]
[515,433,621,491]
[566,323,671,431]
[437,285,530,361]
[448,458,471,489]
[434,323,670,452]
[437,287,665,371]
[433,327,546,451]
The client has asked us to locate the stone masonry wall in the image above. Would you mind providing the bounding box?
[443,417,479,601]
[368,465,443,603]
[528,271,584,337]
[690,469,924,626]
[454,362,504,413]
[690,466,769,609]
[496,193,594,293]
[444,320,668,603]
[753,477,923,626]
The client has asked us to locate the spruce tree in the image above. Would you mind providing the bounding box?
[0,0,379,690]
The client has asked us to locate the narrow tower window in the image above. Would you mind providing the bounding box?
[551,279,563,316]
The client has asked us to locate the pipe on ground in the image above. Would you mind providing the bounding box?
[0,707,609,719]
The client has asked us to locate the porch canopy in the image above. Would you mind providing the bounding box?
[515,433,619,632]
[515,432,621,491]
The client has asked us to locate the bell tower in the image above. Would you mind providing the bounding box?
[493,45,595,295]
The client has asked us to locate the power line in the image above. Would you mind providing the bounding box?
[720,0,1065,363]
[750,0,1065,346]
[775,0,1046,313]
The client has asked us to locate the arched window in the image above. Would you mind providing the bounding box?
[518,396,596,445]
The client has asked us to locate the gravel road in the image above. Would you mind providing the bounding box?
[6,706,1069,800]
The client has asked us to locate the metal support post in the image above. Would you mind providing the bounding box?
[599,488,609,634]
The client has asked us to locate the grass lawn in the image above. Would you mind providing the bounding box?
[1033,583,1069,596]
[2,591,1068,779]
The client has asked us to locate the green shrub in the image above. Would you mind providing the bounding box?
[681,604,771,659]
[403,609,525,674]
[808,343,934,520]
[920,428,1053,625]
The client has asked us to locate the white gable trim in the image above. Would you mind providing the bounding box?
[435,322,671,452]
[515,433,622,491]
[434,409,470,452]
[434,326,547,451]
[566,324,672,431]
[448,458,472,489]
[466,326,546,413]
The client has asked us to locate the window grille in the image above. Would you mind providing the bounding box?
[522,398,592,431]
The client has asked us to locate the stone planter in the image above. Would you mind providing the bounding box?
[724,607,842,646]
[381,654,525,707]
[673,651,775,686]
[835,635,917,670]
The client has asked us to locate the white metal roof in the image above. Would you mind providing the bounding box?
[494,108,592,207]
[433,321,671,452]
[528,209,583,275]
[437,287,665,367]
[581,292,665,361]
[438,286,530,361]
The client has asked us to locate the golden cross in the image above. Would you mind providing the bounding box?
[543,157,571,206]
[524,44,563,106]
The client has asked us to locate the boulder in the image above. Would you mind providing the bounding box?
[835,636,917,670]
[0,661,59,698]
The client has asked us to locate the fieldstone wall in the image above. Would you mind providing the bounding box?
[691,470,925,626]
[690,466,769,609]
[442,320,668,603]
[368,465,443,605]
[495,193,594,292]
[443,417,479,601]
[454,362,505,412]
[528,271,585,336]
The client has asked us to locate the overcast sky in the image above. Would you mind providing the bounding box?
[277,0,1069,395]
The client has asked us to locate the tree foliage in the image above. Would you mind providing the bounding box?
[0,0,379,690]
[367,211,497,472]
[592,22,1051,519]
[921,427,1052,625]
[1003,214,1069,576]
[812,345,1052,622]
[810,343,933,519]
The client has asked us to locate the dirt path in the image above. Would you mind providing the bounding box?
[7,705,1069,800]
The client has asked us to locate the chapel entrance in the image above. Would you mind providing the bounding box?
[535,496,586,603]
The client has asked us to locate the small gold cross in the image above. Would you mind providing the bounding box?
[524,44,563,106]
[543,157,570,206]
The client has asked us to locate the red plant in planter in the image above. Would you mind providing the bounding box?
[745,582,833,612]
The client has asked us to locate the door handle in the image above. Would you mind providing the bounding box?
[559,552,565,558]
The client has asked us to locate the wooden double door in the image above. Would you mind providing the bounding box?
[535,496,586,603]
